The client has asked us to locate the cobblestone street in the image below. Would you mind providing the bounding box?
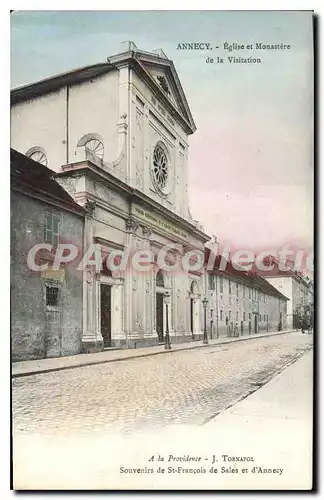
[12,332,313,437]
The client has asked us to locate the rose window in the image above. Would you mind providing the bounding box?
[152,144,168,192]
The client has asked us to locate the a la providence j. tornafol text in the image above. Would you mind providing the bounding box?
[119,454,284,476]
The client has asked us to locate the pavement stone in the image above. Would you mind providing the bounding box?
[12,332,313,438]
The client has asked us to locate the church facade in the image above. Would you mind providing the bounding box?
[11,43,210,353]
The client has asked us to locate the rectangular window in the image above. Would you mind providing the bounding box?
[236,311,239,321]
[220,310,223,321]
[236,282,239,297]
[243,312,246,321]
[249,313,251,320]
[264,314,266,322]
[259,314,262,322]
[229,311,232,320]
[44,213,60,246]
[46,286,59,307]
[229,281,232,294]
[219,277,223,294]
[249,288,251,299]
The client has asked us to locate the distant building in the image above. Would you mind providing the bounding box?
[205,250,289,339]
[11,149,85,361]
[255,258,312,329]
[307,279,314,308]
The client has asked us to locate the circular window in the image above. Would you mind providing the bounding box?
[28,150,48,167]
[152,143,169,195]
[85,139,104,160]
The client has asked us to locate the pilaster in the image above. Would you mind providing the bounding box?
[81,201,104,353]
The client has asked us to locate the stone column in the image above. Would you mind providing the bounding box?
[142,104,150,194]
[124,216,140,347]
[142,226,155,343]
[111,280,126,347]
[133,234,146,340]
[164,272,174,338]
[81,201,104,353]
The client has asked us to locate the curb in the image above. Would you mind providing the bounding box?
[12,330,297,379]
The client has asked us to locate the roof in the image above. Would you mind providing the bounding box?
[11,47,196,135]
[11,62,113,104]
[11,149,85,216]
[251,255,311,287]
[205,249,289,301]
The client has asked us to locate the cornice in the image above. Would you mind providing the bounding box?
[55,159,210,242]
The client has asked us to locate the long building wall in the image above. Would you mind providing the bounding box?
[11,72,119,173]
[207,274,288,339]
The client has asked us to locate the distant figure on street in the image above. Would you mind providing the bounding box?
[301,317,308,334]
[234,322,239,338]
[226,317,230,337]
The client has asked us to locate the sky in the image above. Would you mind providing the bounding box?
[10,10,314,252]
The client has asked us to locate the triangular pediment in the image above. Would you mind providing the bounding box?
[145,66,180,109]
[135,51,196,133]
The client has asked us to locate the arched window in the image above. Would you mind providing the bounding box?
[85,139,104,159]
[156,270,164,287]
[77,133,104,160]
[190,280,199,295]
[26,147,48,167]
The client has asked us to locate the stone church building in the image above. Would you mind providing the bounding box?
[11,42,210,353]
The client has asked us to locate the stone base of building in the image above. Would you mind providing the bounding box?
[190,333,204,342]
[111,332,205,349]
[81,339,104,354]
[111,337,159,349]
[172,334,190,344]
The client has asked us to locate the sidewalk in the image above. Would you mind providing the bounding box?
[205,349,313,489]
[12,329,296,378]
